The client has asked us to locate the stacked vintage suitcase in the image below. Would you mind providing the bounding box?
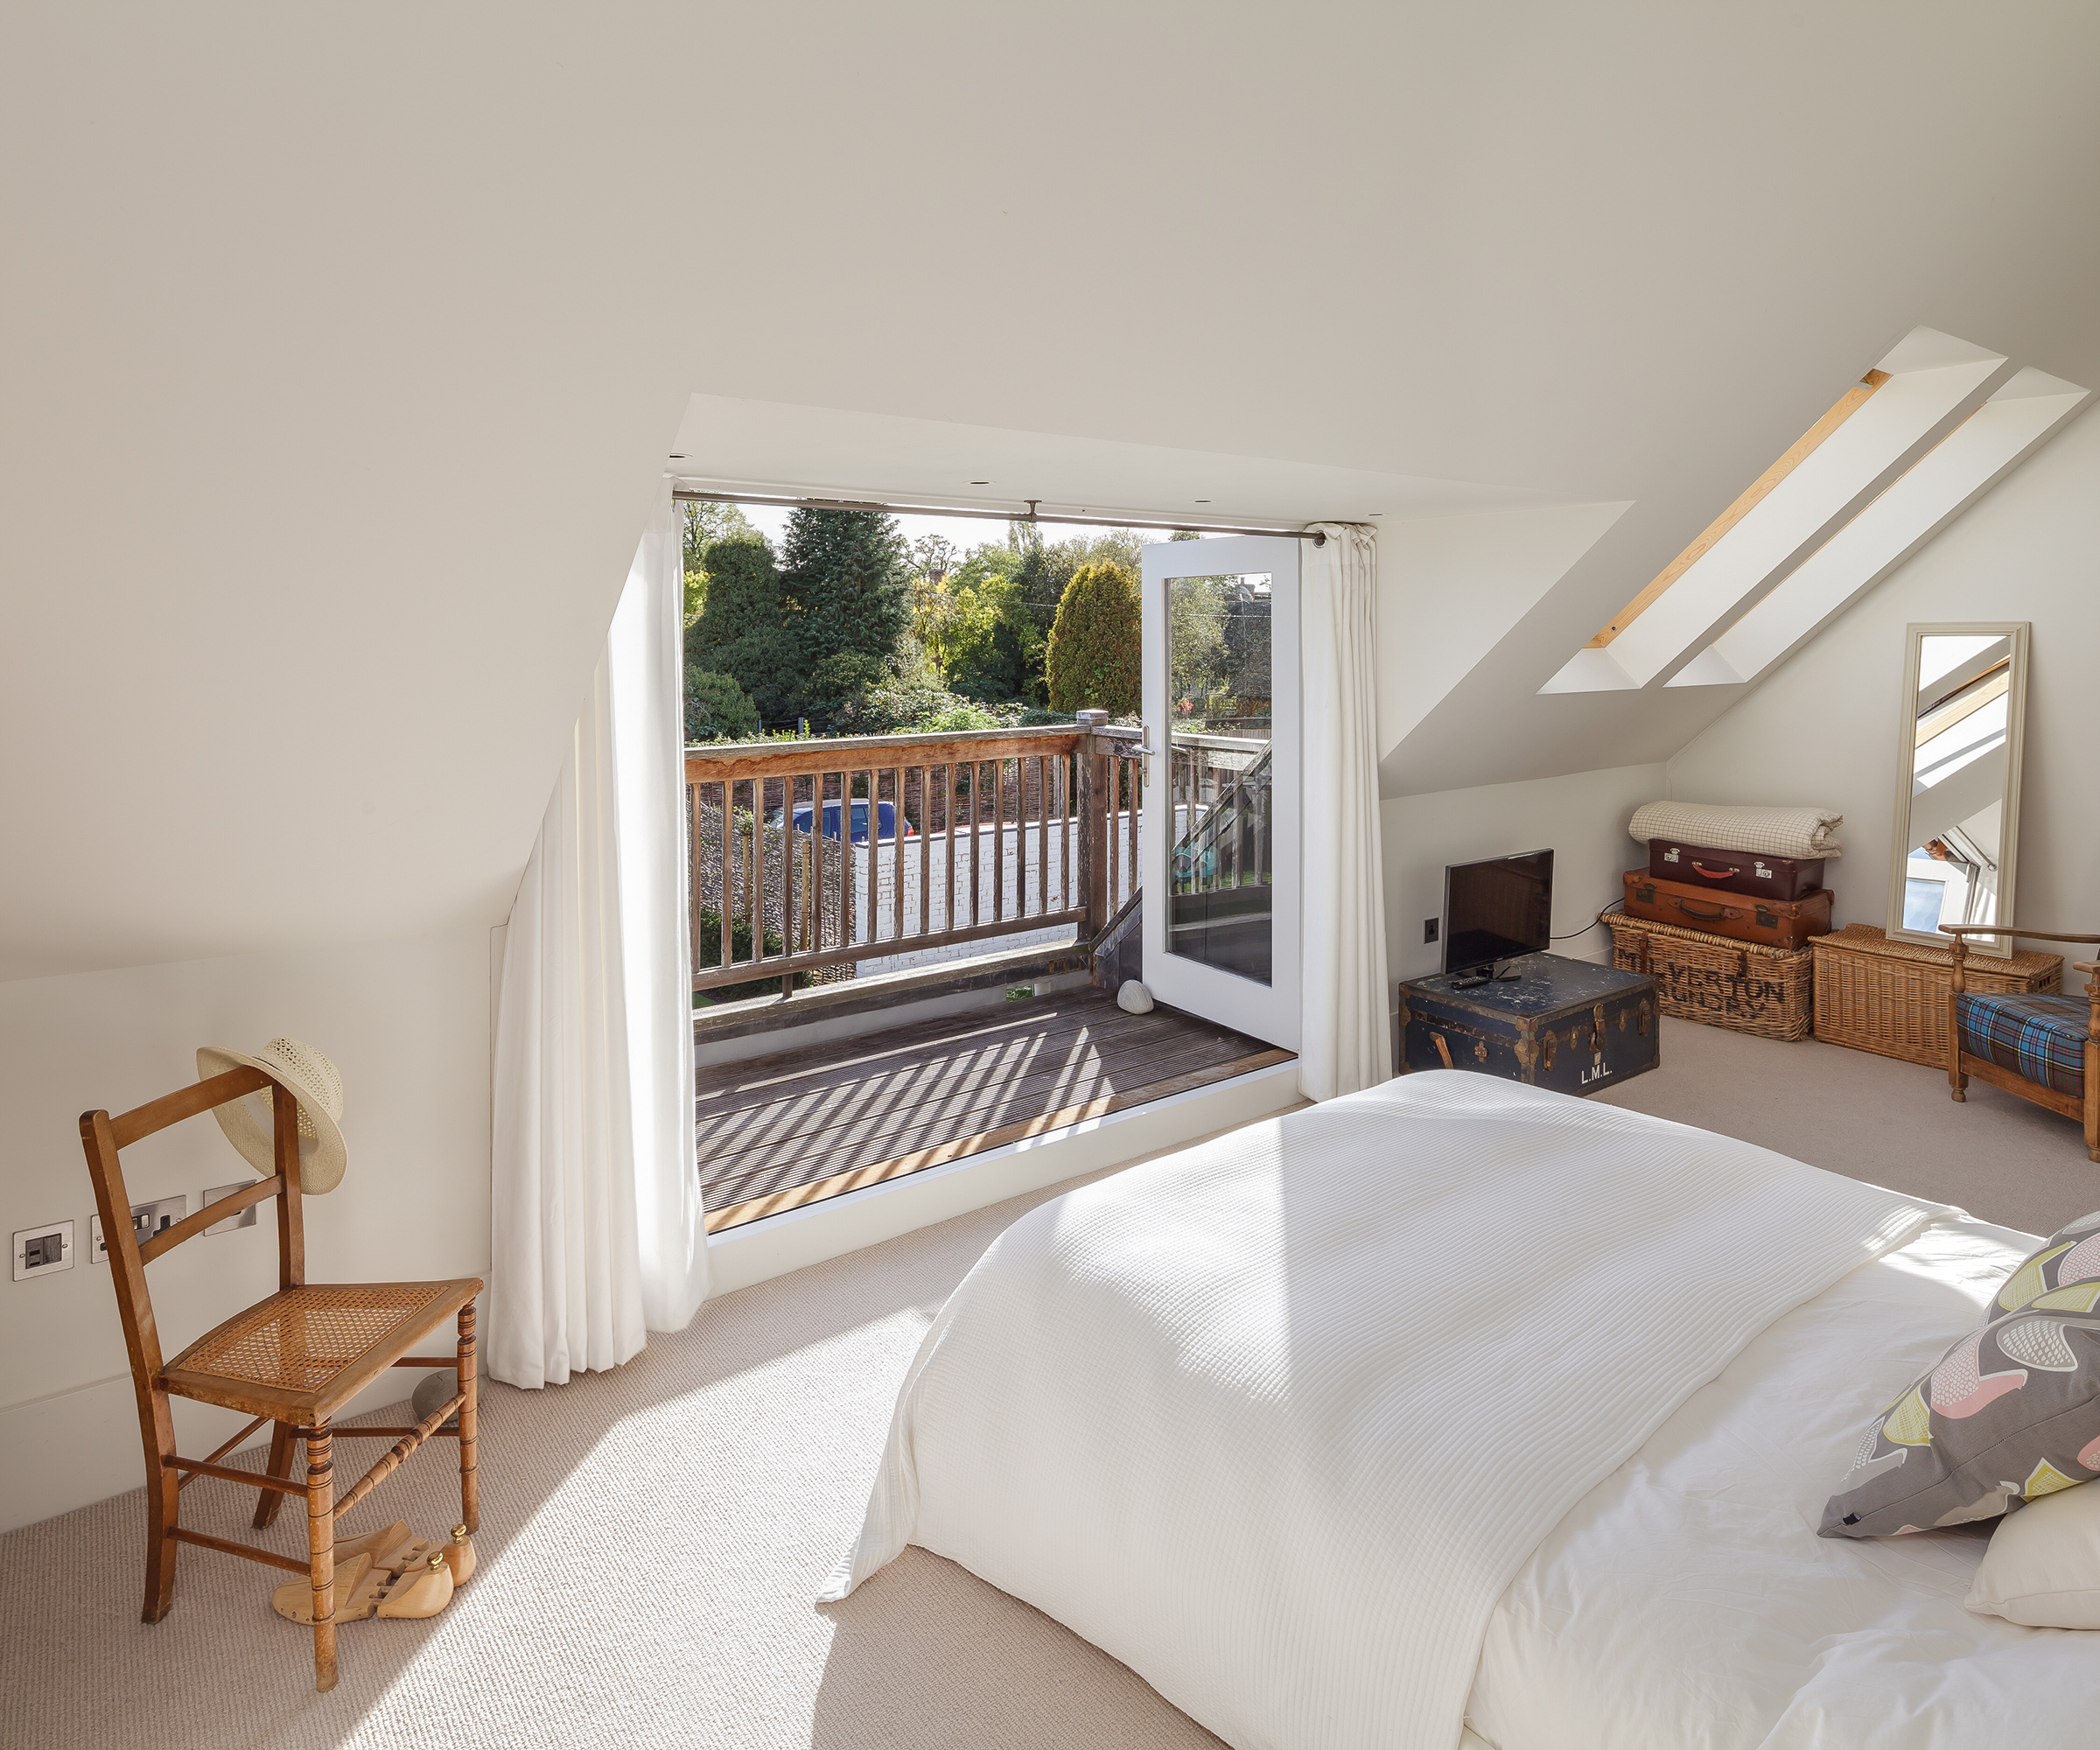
[1603,818,1830,1040]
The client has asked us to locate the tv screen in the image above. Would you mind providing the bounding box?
[1442,850,1553,975]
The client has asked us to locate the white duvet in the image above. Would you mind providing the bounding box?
[1466,1214,2099,1749]
[823,1072,1943,1750]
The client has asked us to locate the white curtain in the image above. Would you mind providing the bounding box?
[1298,522,1391,1102]
[487,484,707,1389]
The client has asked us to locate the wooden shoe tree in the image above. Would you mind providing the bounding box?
[270,1523,448,1626]
[442,1523,477,1586]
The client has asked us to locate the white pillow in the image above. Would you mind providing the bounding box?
[1965,1480,2100,1628]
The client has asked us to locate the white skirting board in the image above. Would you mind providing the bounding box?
[704,1060,1304,1298]
[0,1342,460,1536]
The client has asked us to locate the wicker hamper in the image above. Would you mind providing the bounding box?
[1811,924,2062,1068]
[1603,911,1814,1041]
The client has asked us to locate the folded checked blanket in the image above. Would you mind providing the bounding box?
[1628,800,1843,860]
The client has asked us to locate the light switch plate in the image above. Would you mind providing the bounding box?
[203,1184,258,1235]
[14,1220,75,1280]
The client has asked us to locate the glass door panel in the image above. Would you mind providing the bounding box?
[1142,535,1299,1049]
[1166,570,1275,984]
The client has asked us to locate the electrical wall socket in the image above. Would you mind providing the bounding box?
[88,1195,189,1263]
[14,1220,75,1281]
[203,1184,259,1235]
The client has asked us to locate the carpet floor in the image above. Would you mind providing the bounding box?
[4,1020,2093,1748]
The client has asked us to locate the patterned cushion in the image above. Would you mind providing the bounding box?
[1820,1209,2100,1538]
[1956,991,2090,1098]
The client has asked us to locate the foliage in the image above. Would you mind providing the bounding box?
[683,534,805,723]
[682,668,761,743]
[937,550,1045,704]
[798,649,888,734]
[828,682,1019,738]
[682,501,758,624]
[914,699,1007,733]
[780,507,913,671]
[910,533,962,584]
[1046,561,1142,716]
[1166,572,1229,705]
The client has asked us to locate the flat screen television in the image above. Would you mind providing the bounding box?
[1442,850,1554,975]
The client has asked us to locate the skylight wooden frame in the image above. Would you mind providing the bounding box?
[1586,370,1890,648]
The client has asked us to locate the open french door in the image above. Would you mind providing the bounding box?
[1139,535,1300,1050]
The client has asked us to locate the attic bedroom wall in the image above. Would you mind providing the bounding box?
[0,928,494,1532]
[1372,503,1663,997]
[1667,401,2100,987]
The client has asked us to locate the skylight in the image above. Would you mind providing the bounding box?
[1669,369,2088,687]
[1538,328,2045,696]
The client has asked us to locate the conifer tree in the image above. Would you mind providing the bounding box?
[1045,561,1141,717]
[683,534,801,723]
[780,508,912,668]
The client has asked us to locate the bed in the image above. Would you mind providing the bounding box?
[823,1072,2096,1748]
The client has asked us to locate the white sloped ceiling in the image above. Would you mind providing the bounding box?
[6,7,2100,976]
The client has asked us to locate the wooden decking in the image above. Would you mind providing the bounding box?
[697,990,1292,1232]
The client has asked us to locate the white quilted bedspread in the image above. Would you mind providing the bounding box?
[823,1073,1936,1750]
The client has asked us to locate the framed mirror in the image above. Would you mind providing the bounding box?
[1886,622,2029,956]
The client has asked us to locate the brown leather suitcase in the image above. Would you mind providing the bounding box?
[1621,869,1832,949]
[1646,836,1825,901]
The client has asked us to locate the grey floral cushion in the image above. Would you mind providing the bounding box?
[1820,1209,2100,1539]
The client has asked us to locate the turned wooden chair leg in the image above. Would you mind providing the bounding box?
[252,1421,297,1530]
[142,1387,180,1623]
[306,1421,338,1693]
[1947,958,1968,1102]
[457,1300,480,1535]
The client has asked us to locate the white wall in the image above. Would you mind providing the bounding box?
[0,926,494,1532]
[1382,763,1668,990]
[1373,502,1629,761]
[1668,402,2100,984]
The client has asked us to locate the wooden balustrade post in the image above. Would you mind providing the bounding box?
[1074,710,1110,938]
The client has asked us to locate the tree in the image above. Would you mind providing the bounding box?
[683,534,802,723]
[682,501,757,623]
[780,508,912,670]
[911,533,962,584]
[682,668,761,743]
[1046,561,1141,717]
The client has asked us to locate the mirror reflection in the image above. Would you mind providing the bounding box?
[1898,632,2015,942]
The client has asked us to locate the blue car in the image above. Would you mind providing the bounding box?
[768,798,915,844]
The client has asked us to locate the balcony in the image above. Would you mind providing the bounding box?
[685,716,1299,1239]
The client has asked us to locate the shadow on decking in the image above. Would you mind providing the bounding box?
[696,989,1292,1232]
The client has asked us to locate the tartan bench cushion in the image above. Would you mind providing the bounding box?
[1956,991,2090,1099]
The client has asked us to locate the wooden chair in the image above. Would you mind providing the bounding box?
[1943,924,2100,1161]
[80,1065,483,1691]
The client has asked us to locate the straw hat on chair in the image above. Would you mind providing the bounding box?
[193,1038,348,1194]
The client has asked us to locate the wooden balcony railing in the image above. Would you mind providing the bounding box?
[685,712,1144,997]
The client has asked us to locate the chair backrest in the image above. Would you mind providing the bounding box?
[79,1068,308,1386]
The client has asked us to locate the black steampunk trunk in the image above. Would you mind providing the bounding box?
[1396,951,1659,1096]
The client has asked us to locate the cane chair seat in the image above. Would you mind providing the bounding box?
[162,1278,481,1422]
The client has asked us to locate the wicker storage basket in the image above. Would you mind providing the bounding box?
[1603,911,1814,1041]
[1811,924,2062,1068]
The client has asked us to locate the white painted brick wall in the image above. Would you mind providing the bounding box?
[852,812,1142,975]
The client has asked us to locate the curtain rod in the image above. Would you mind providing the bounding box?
[671,487,1328,546]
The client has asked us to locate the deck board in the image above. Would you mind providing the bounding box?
[698,990,1292,1231]
[697,1007,1228,1163]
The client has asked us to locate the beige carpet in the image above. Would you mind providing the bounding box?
[4,1023,2093,1748]
[1590,1017,2096,1239]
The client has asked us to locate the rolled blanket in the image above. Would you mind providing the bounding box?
[1628,801,1843,860]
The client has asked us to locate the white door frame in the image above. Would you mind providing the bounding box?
[1140,535,1300,1050]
